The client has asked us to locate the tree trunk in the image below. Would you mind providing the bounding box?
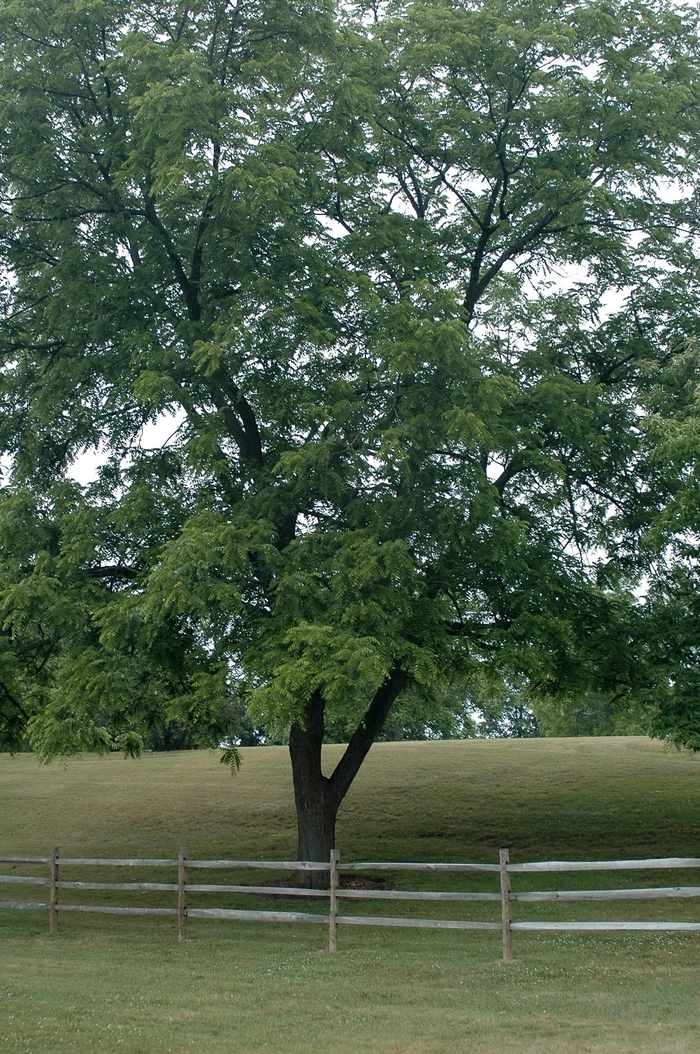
[289,690,338,886]
[289,664,407,888]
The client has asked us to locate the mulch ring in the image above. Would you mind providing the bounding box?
[338,875,394,890]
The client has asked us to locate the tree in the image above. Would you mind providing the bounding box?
[470,679,542,738]
[635,336,700,751]
[2,0,700,871]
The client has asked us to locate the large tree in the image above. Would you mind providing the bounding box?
[2,0,700,868]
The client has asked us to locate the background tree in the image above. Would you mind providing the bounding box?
[2,0,700,869]
[638,323,700,752]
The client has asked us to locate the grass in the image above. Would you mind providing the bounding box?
[1,736,700,1053]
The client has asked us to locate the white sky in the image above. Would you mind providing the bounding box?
[66,409,186,487]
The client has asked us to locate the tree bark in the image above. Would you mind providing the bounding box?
[288,663,407,887]
[289,690,335,881]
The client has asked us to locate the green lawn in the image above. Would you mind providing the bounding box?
[2,736,700,1053]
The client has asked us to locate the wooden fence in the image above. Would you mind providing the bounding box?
[2,848,700,960]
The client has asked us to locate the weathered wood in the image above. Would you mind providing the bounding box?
[499,848,513,963]
[57,881,179,892]
[186,859,329,871]
[328,849,339,952]
[187,883,330,896]
[0,874,488,898]
[49,847,59,935]
[340,862,500,873]
[512,886,700,903]
[23,855,496,872]
[57,904,178,916]
[0,856,51,865]
[0,875,48,885]
[0,900,48,910]
[337,916,502,930]
[337,889,501,901]
[9,847,700,954]
[511,921,700,931]
[188,907,329,923]
[178,847,187,942]
[59,857,179,867]
[188,907,500,929]
[509,857,700,873]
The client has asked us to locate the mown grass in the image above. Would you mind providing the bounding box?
[1,736,700,1053]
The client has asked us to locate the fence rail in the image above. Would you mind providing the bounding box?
[509,857,700,872]
[2,849,699,959]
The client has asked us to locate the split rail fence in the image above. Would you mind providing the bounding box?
[2,848,700,960]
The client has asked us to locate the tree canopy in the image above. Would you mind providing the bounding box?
[2,0,700,860]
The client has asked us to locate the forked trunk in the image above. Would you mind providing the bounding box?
[288,664,407,888]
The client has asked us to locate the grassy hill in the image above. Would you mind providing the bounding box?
[1,737,700,1054]
[3,735,700,860]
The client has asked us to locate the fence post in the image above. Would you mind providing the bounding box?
[499,848,513,963]
[49,846,59,934]
[328,849,339,952]
[178,846,187,942]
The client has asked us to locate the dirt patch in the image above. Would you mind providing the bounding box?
[339,875,394,890]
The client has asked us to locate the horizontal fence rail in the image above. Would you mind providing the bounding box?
[1,850,699,958]
[339,861,501,873]
[185,860,329,871]
[508,857,700,872]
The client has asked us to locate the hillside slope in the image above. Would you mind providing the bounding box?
[2,736,699,861]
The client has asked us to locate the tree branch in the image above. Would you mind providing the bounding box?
[328,663,408,805]
[87,565,139,580]
[143,196,201,321]
[0,682,28,720]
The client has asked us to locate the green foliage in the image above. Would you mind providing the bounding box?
[323,681,478,742]
[531,692,646,738]
[469,680,542,738]
[1,0,700,771]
